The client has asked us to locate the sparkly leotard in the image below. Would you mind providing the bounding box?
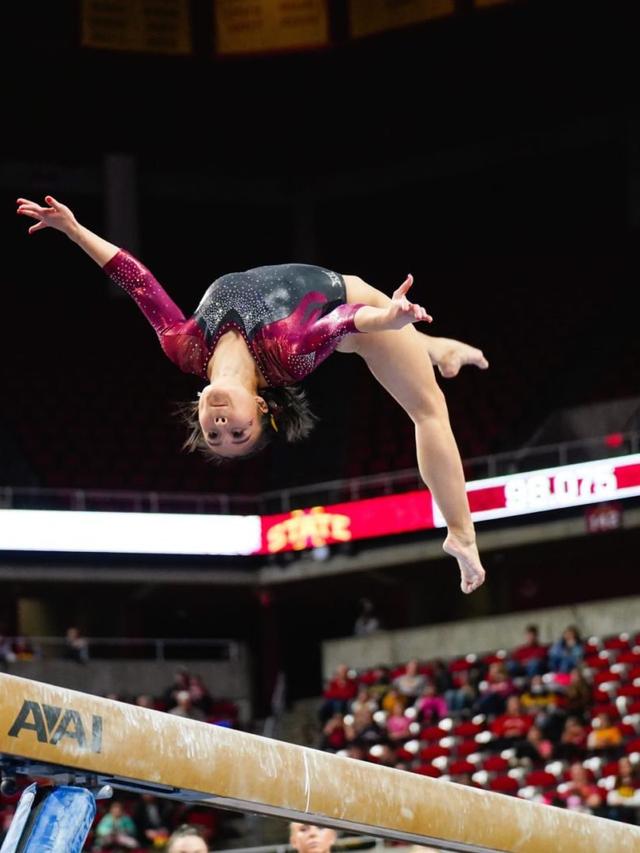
[103,250,364,387]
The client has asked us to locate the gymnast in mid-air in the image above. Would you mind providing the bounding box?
[17,195,489,593]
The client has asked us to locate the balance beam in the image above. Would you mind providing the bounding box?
[1,674,639,853]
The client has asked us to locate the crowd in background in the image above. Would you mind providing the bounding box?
[319,624,640,825]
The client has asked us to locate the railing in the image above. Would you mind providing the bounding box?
[0,636,240,662]
[0,431,637,516]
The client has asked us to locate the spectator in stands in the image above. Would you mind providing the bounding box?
[345,741,367,762]
[555,763,604,814]
[415,680,448,723]
[607,757,640,824]
[587,712,623,755]
[431,660,453,695]
[166,825,209,853]
[290,822,336,853]
[490,696,533,747]
[444,670,476,714]
[393,660,427,700]
[563,668,592,719]
[132,794,171,849]
[320,714,347,752]
[519,675,556,713]
[188,674,213,716]
[386,701,412,741]
[345,707,382,746]
[381,687,406,714]
[162,668,191,710]
[320,664,358,722]
[367,665,393,704]
[514,724,553,765]
[353,598,380,636]
[549,626,584,674]
[94,800,138,850]
[349,687,378,716]
[0,633,16,665]
[473,662,515,716]
[554,716,588,762]
[169,690,206,721]
[135,694,155,709]
[64,626,89,664]
[509,625,547,677]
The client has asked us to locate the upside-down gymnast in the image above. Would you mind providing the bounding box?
[17,196,489,593]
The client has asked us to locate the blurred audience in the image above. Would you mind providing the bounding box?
[549,626,584,674]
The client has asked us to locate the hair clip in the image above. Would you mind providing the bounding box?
[270,414,279,432]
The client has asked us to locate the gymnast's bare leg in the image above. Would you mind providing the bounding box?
[340,274,486,593]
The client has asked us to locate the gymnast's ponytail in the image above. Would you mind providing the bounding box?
[261,384,317,443]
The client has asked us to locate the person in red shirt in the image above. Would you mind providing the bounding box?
[555,763,603,814]
[509,625,548,677]
[490,696,533,747]
[320,664,358,721]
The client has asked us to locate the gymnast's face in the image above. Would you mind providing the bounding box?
[290,823,337,853]
[198,383,268,457]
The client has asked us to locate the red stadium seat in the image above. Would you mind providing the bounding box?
[483,755,508,773]
[624,737,640,755]
[457,740,480,758]
[414,764,442,777]
[420,725,447,743]
[525,771,558,789]
[419,745,450,762]
[489,775,519,795]
[453,722,483,738]
[449,760,476,775]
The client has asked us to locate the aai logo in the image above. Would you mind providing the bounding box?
[8,700,103,753]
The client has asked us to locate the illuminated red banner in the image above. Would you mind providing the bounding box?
[261,491,433,553]
[260,454,640,553]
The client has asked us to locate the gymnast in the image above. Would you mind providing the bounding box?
[16,196,488,593]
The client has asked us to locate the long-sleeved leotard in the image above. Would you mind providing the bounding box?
[103,250,364,386]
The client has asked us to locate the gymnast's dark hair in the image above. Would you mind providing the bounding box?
[178,385,317,464]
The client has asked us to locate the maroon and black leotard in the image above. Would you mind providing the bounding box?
[103,250,364,386]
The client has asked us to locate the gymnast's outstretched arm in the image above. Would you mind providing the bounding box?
[16,196,186,335]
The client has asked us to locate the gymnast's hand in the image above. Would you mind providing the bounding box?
[384,275,433,330]
[16,196,79,237]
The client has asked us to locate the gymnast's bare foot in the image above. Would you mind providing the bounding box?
[443,533,486,594]
[436,338,489,379]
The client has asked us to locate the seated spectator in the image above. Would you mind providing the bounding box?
[166,824,209,853]
[188,674,213,716]
[162,668,191,710]
[320,714,347,752]
[169,691,206,722]
[135,694,155,709]
[349,687,378,716]
[431,659,454,694]
[554,715,588,762]
[320,664,358,722]
[444,670,477,714]
[519,675,556,713]
[607,757,640,824]
[381,688,407,714]
[514,724,553,764]
[415,681,448,723]
[94,801,138,850]
[555,763,604,814]
[393,660,426,700]
[64,626,89,664]
[549,626,584,674]
[344,741,368,762]
[345,708,382,745]
[386,701,412,741]
[587,712,623,754]
[132,794,171,849]
[367,665,393,704]
[509,624,548,677]
[0,634,16,665]
[564,668,592,719]
[474,662,515,716]
[491,696,533,746]
[12,636,35,661]
[354,598,381,636]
